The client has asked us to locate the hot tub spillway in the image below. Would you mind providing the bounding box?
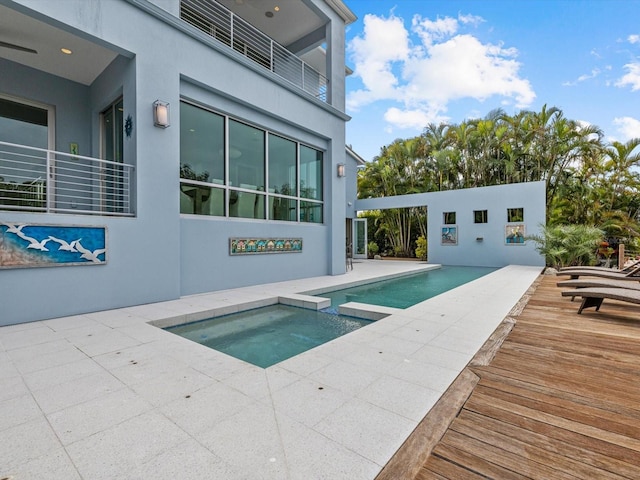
[320,306,339,315]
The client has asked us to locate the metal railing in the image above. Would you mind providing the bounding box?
[180,0,328,102]
[0,141,135,216]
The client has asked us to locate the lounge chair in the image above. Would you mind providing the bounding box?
[556,264,640,280]
[559,259,640,273]
[561,287,640,314]
[557,278,640,291]
[557,278,640,301]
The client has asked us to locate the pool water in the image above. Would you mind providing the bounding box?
[320,265,497,308]
[165,304,371,368]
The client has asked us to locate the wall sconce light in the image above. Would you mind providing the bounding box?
[337,163,346,178]
[153,100,170,128]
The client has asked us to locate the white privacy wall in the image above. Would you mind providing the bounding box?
[355,181,546,267]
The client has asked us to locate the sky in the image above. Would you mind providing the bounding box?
[343,0,640,162]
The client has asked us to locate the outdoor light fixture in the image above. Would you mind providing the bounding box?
[337,163,346,177]
[153,100,170,128]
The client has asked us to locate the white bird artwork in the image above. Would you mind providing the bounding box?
[75,240,106,263]
[3,223,51,252]
[3,222,27,234]
[24,236,51,251]
[48,236,80,252]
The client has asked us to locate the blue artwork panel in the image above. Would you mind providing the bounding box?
[0,222,107,268]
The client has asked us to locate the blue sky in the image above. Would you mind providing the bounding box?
[344,0,640,162]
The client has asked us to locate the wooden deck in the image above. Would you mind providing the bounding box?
[378,274,640,480]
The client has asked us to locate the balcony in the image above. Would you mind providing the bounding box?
[180,0,328,102]
[0,141,135,217]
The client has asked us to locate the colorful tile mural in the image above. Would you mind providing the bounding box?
[1,222,107,268]
[230,238,302,255]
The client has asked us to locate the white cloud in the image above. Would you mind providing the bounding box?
[613,116,640,140]
[563,68,602,87]
[458,13,485,27]
[346,13,535,130]
[402,34,535,108]
[412,15,459,46]
[616,62,640,91]
[628,34,640,44]
[383,107,446,130]
[346,14,410,110]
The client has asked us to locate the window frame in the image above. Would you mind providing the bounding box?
[443,211,456,225]
[507,208,524,223]
[474,210,488,224]
[179,99,324,223]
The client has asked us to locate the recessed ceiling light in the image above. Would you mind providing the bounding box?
[60,48,72,55]
[274,6,280,11]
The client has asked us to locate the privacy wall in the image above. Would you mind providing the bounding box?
[354,181,546,267]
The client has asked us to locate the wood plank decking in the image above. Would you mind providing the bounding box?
[378,274,640,480]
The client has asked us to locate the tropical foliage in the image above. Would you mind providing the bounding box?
[527,224,603,269]
[357,105,640,262]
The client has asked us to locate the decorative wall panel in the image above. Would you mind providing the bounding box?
[1,222,107,268]
[230,238,302,255]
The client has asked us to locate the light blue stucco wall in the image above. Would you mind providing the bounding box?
[0,0,351,325]
[355,181,546,267]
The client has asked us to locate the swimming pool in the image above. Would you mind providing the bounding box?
[318,265,497,308]
[165,265,497,368]
[165,304,371,368]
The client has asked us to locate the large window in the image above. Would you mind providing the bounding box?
[179,101,324,223]
[180,102,225,215]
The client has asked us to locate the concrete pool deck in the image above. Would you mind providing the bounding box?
[0,261,542,480]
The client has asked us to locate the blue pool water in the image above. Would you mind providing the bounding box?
[166,305,371,368]
[319,265,497,308]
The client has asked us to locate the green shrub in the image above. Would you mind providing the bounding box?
[415,235,427,261]
[367,241,379,257]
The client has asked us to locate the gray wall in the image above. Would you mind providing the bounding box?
[355,181,546,267]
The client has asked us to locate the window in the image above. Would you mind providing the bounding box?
[228,120,265,219]
[300,145,323,223]
[179,100,323,222]
[101,98,123,163]
[180,102,225,215]
[507,208,524,222]
[101,98,125,213]
[0,96,50,211]
[443,211,456,225]
[474,210,488,223]
[269,134,297,221]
